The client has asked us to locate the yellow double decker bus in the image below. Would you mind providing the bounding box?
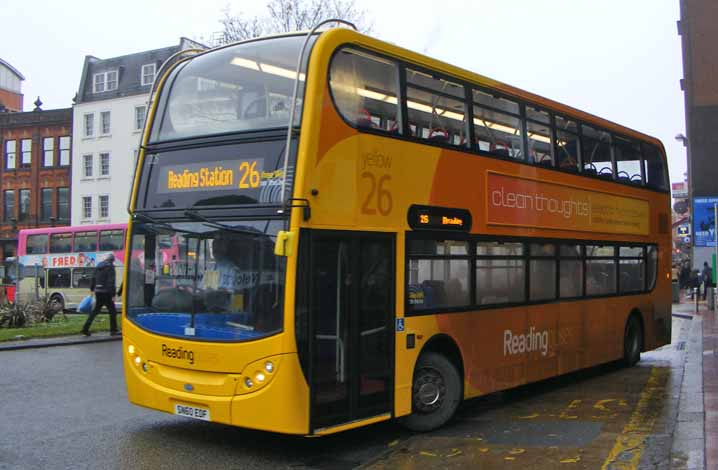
[123,27,671,435]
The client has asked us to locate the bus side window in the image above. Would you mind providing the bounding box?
[473,89,522,159]
[614,136,643,185]
[72,268,95,289]
[581,125,612,179]
[526,106,553,168]
[642,144,668,190]
[406,69,467,147]
[329,48,400,133]
[100,230,124,251]
[48,268,71,289]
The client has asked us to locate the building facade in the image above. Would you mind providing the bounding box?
[0,106,73,264]
[0,58,24,112]
[678,0,718,268]
[71,38,203,226]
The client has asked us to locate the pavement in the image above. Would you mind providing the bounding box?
[0,330,121,351]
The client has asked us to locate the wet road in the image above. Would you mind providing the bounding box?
[0,316,694,470]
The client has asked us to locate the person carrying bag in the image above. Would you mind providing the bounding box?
[81,253,120,336]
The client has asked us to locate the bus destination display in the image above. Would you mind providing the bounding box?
[157,158,273,193]
[408,205,472,231]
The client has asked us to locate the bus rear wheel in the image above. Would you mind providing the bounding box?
[399,352,461,432]
[623,315,643,367]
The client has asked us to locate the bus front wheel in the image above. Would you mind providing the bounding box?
[623,315,643,367]
[399,352,461,432]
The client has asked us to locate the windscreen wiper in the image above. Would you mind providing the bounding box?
[183,210,276,238]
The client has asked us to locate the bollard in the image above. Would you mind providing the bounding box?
[695,287,699,313]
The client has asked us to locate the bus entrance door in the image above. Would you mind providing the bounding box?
[307,231,395,431]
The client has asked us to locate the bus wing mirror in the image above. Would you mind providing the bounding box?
[274,230,295,257]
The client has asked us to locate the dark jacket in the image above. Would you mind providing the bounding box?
[91,260,116,294]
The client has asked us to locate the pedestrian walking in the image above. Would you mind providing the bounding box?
[82,253,120,336]
[703,261,714,301]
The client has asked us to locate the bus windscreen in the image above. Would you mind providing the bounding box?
[126,219,285,342]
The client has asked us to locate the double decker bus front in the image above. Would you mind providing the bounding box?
[123,35,314,434]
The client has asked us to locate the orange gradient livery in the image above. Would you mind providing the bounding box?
[123,27,671,436]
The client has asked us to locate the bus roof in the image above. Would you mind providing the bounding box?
[313,28,665,152]
[19,223,127,237]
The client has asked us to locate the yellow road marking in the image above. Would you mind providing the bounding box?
[600,367,668,470]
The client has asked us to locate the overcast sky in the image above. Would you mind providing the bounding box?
[3,0,686,183]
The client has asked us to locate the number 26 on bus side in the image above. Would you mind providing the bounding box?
[361,172,393,216]
[239,161,261,189]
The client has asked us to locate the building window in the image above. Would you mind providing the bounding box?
[43,137,54,167]
[100,152,110,176]
[5,140,16,169]
[100,111,111,135]
[93,73,106,93]
[141,64,156,86]
[82,196,92,220]
[84,113,94,137]
[3,190,14,222]
[106,70,118,91]
[59,136,71,166]
[18,189,30,222]
[83,154,93,177]
[93,70,118,93]
[99,195,109,219]
[57,187,69,221]
[40,188,53,222]
[134,105,147,130]
[20,139,31,167]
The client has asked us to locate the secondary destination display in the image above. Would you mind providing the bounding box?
[408,205,472,231]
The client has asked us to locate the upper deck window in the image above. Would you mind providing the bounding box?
[581,125,613,179]
[330,48,399,132]
[26,234,48,255]
[614,136,643,185]
[151,35,315,142]
[473,90,523,159]
[642,143,668,190]
[50,233,73,254]
[406,69,466,146]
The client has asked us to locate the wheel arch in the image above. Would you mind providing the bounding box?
[48,291,67,308]
[418,334,465,387]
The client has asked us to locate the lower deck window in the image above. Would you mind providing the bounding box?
[407,240,470,311]
[48,268,71,288]
[406,235,657,314]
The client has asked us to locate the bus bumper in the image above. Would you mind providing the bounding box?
[124,350,309,435]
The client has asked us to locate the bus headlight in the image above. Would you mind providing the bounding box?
[134,356,142,366]
[128,345,136,355]
[236,355,283,394]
